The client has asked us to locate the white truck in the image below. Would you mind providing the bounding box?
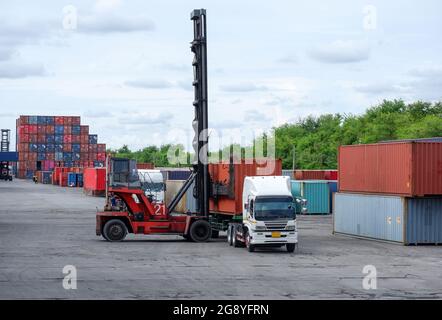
[227,176,306,252]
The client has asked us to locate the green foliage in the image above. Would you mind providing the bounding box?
[110,100,442,169]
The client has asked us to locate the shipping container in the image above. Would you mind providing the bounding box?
[333,193,442,245]
[167,170,192,180]
[136,162,154,170]
[83,167,106,195]
[328,180,338,214]
[291,180,331,214]
[294,170,338,180]
[68,172,77,187]
[208,159,282,215]
[89,135,98,144]
[282,169,294,179]
[339,142,442,196]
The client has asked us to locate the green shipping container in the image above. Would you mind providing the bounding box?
[291,180,331,214]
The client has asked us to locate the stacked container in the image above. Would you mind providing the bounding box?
[334,140,442,245]
[16,115,106,179]
[290,180,334,214]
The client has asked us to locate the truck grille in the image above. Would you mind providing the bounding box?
[264,221,288,230]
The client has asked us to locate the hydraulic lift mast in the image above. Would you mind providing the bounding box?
[167,9,210,216]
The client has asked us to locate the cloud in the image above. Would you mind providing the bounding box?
[119,112,173,125]
[219,83,268,92]
[0,49,14,61]
[176,80,192,91]
[353,83,405,94]
[159,63,190,72]
[83,110,113,118]
[277,54,298,64]
[247,110,273,123]
[408,65,442,78]
[0,62,46,79]
[308,40,370,63]
[124,79,173,89]
[78,15,155,33]
[94,0,122,12]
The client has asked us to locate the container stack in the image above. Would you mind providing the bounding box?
[334,140,442,245]
[16,115,106,179]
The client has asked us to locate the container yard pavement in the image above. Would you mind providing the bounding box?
[0,180,441,300]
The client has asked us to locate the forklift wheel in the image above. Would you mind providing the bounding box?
[227,226,233,246]
[103,219,127,242]
[189,220,212,242]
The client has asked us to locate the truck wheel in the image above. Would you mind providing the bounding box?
[211,230,219,239]
[227,226,233,246]
[103,219,127,242]
[245,232,255,252]
[189,220,212,242]
[232,228,241,248]
[286,243,296,253]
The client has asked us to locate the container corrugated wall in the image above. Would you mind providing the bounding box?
[291,180,330,214]
[334,193,404,242]
[407,198,442,245]
[334,193,442,245]
[339,142,442,196]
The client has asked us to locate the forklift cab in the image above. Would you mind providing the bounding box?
[109,158,141,189]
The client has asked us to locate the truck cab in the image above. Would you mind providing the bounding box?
[227,176,306,252]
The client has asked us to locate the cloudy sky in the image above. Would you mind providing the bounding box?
[1,0,441,151]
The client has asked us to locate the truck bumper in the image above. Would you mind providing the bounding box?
[250,231,298,245]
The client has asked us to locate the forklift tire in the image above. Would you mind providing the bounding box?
[189,220,212,242]
[211,230,219,239]
[286,243,296,253]
[103,219,127,242]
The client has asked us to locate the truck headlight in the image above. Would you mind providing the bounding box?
[254,225,267,231]
[285,225,296,231]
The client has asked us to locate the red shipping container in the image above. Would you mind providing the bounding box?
[71,135,80,143]
[46,125,55,135]
[64,125,72,135]
[208,159,282,215]
[72,116,80,125]
[64,117,73,125]
[88,144,97,152]
[59,172,68,187]
[97,144,106,153]
[80,126,89,135]
[80,144,89,153]
[46,153,55,161]
[37,125,46,134]
[29,134,37,143]
[63,144,72,152]
[339,142,442,196]
[55,116,64,125]
[29,153,37,161]
[37,135,45,143]
[97,153,106,161]
[64,135,72,144]
[80,135,89,144]
[83,168,106,191]
[137,163,155,169]
[294,170,337,180]
[29,125,38,134]
[20,134,30,143]
[19,116,29,125]
[81,153,89,160]
[89,153,98,161]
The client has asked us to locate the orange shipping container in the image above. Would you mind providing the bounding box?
[339,142,442,196]
[208,159,282,215]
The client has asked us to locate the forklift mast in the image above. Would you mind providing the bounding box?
[167,9,210,216]
[1,129,10,152]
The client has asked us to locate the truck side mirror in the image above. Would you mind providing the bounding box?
[244,203,249,210]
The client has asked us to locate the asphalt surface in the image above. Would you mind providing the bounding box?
[0,179,441,299]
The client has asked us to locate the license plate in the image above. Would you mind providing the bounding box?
[271,232,281,238]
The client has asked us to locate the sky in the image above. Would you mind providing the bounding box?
[1,0,441,151]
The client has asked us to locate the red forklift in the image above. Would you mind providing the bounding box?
[96,9,212,242]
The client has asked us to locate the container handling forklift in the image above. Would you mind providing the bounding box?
[96,9,307,249]
[96,9,212,242]
[0,129,14,181]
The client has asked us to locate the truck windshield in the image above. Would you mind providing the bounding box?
[254,196,295,220]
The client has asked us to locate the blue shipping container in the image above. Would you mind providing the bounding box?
[64,161,73,168]
[29,116,38,124]
[93,161,105,167]
[68,173,77,187]
[55,126,64,135]
[72,126,80,135]
[0,152,19,162]
[63,152,72,161]
[37,144,46,152]
[72,144,80,153]
[37,153,46,161]
[167,170,192,180]
[46,117,54,125]
[334,193,442,245]
[55,152,63,161]
[89,135,98,144]
[30,143,38,152]
[46,135,55,144]
[42,171,52,184]
[46,144,55,152]
[55,135,64,144]
[328,181,338,213]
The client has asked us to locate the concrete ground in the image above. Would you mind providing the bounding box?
[0,179,441,300]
